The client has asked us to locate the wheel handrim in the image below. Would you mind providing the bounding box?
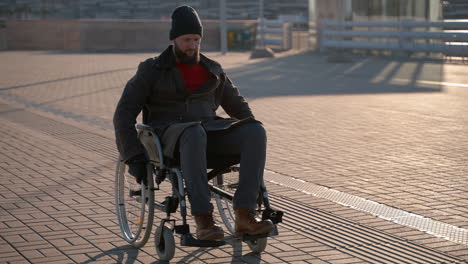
[115,160,154,246]
[213,171,238,234]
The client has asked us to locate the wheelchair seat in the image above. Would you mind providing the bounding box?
[136,123,240,170]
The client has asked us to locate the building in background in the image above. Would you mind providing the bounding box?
[0,0,308,20]
[0,0,310,51]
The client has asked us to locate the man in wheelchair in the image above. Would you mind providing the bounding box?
[113,5,274,241]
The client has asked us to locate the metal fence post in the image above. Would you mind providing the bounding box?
[282,22,292,50]
[399,19,412,57]
[317,19,323,52]
[220,0,227,55]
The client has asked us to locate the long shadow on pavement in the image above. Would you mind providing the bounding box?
[80,245,139,264]
[172,238,261,264]
[80,238,262,264]
[226,51,443,99]
[0,51,444,97]
[0,51,445,128]
[0,68,134,91]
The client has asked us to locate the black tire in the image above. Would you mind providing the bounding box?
[155,226,175,261]
[247,237,268,253]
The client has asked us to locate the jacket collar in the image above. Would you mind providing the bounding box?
[156,45,223,76]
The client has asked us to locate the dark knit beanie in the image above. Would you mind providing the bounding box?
[169,6,203,40]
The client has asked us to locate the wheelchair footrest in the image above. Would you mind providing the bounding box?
[174,224,189,235]
[180,233,226,248]
[262,208,284,224]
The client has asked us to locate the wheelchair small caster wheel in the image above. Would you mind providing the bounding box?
[155,226,175,261]
[247,237,267,253]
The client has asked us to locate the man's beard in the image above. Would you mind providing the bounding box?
[173,44,200,65]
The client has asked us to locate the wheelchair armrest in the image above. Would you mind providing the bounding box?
[136,123,164,166]
[136,123,155,133]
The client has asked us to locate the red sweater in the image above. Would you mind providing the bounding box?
[176,62,212,93]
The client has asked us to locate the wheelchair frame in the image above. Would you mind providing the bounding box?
[115,123,283,261]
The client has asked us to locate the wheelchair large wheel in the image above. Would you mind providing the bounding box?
[115,159,155,248]
[212,169,268,253]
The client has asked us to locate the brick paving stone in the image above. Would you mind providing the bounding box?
[2,256,30,264]
[47,238,73,248]
[27,255,74,263]
[300,245,337,254]
[0,251,21,258]
[20,233,43,243]
[21,249,45,259]
[14,242,53,252]
[281,253,323,262]
[43,260,74,264]
[449,248,468,260]
[306,260,330,264]
[269,242,298,252]
[329,258,369,264]
[39,247,63,257]
[3,235,27,244]
[67,253,93,263]
[319,253,365,262]
[41,231,77,240]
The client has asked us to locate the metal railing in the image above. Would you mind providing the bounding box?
[319,19,468,57]
[255,18,292,51]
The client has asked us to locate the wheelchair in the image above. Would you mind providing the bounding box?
[115,123,283,261]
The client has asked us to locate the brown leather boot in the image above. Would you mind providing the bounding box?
[234,208,274,237]
[193,212,224,241]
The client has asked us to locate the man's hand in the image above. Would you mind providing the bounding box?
[125,154,147,184]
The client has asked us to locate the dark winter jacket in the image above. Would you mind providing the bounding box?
[113,45,255,162]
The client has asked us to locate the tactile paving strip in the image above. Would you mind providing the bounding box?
[0,93,113,130]
[0,103,466,263]
[0,104,117,160]
[264,170,468,246]
[270,194,465,264]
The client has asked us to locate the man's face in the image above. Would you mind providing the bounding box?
[173,34,201,65]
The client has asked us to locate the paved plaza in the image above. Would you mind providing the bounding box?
[0,49,467,263]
